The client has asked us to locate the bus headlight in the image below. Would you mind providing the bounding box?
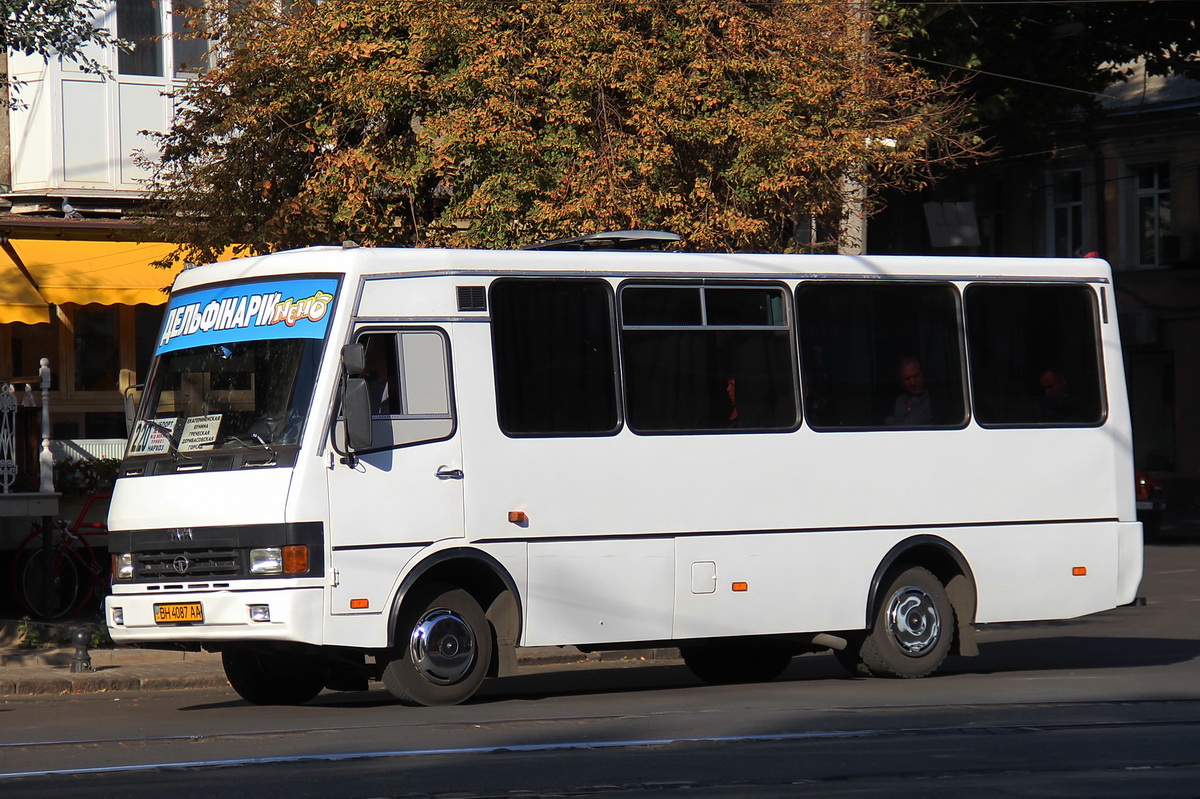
[113,553,134,581]
[249,547,283,574]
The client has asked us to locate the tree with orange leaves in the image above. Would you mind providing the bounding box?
[145,0,980,259]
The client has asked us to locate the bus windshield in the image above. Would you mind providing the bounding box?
[129,338,323,456]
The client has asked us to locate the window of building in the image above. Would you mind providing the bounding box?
[491,279,618,436]
[965,284,1104,426]
[620,284,798,433]
[1,304,165,438]
[116,0,210,77]
[172,0,211,75]
[796,282,966,430]
[117,0,164,77]
[1135,163,1171,267]
[134,305,164,380]
[74,305,122,392]
[10,319,60,387]
[1049,170,1084,257]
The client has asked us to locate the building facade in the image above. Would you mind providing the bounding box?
[3,1,201,451]
[873,64,1200,500]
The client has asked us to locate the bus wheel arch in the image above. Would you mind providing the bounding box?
[837,537,978,678]
[383,549,522,705]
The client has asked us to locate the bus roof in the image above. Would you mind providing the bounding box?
[171,245,1114,294]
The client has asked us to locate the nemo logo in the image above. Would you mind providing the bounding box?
[270,291,334,327]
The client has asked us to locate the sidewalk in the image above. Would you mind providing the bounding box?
[0,618,679,697]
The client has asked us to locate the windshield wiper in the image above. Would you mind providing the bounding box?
[223,433,277,458]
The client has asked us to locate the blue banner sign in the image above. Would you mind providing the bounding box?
[157,278,339,354]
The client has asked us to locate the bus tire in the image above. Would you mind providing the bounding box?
[681,642,791,685]
[858,566,954,679]
[222,647,326,705]
[383,583,492,707]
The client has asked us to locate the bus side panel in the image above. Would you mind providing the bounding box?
[962,521,1120,623]
[524,538,674,646]
[328,546,421,618]
[672,532,873,639]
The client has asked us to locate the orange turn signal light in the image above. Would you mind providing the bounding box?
[732,582,749,592]
[283,545,309,574]
[508,511,527,524]
[350,598,369,609]
[1072,566,1087,577]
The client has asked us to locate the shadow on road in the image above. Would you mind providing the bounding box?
[194,630,1195,710]
[178,629,1198,712]
[950,634,1200,676]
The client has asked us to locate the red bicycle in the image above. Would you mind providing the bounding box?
[11,493,111,620]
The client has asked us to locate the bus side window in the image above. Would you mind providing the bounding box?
[796,282,967,430]
[361,333,401,415]
[965,284,1105,427]
[346,330,454,449]
[491,278,619,436]
[620,284,798,433]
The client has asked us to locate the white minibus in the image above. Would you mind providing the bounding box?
[106,234,1143,705]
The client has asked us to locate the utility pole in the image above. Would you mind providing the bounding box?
[838,0,870,256]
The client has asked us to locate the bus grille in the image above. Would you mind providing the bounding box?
[135,549,240,580]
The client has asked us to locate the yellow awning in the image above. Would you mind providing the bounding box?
[8,239,186,307]
[0,253,50,325]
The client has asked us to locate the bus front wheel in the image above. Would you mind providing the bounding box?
[839,566,953,679]
[222,647,327,705]
[383,583,493,706]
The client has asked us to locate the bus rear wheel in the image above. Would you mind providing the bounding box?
[839,566,953,679]
[681,641,792,685]
[383,583,492,707]
[222,647,327,705]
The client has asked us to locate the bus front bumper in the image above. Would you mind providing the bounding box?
[105,586,325,646]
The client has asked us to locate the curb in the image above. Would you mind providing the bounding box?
[0,646,681,697]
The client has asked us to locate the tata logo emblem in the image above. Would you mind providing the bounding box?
[172,556,191,575]
[169,528,194,542]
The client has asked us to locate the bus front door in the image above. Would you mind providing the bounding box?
[326,327,464,616]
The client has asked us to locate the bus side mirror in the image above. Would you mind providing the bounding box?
[343,378,373,451]
[341,344,372,451]
[342,343,366,376]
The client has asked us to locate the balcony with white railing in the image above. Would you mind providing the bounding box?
[0,358,58,518]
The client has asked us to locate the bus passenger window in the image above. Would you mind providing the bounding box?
[965,284,1104,426]
[491,279,619,436]
[796,282,966,430]
[620,285,798,433]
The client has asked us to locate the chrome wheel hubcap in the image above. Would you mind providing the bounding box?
[409,608,476,684]
[886,585,941,657]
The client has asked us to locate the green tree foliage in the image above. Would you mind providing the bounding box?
[146,0,981,255]
[2,0,121,107]
[877,0,1200,152]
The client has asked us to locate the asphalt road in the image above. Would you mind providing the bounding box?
[1,541,1198,798]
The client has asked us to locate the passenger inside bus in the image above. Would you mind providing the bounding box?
[1037,367,1083,423]
[885,355,933,426]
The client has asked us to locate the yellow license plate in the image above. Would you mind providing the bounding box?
[154,602,204,623]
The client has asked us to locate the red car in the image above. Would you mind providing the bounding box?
[1135,471,1165,540]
